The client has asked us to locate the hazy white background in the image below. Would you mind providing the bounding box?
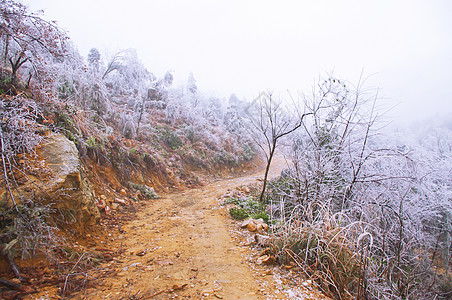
[24,0,452,123]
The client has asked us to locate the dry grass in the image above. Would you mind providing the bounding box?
[267,193,452,300]
[269,202,371,299]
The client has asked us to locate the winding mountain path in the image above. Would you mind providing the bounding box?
[47,155,327,299]
[84,157,288,299]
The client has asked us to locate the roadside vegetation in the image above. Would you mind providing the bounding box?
[0,1,450,299]
[231,76,451,299]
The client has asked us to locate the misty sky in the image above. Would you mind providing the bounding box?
[24,0,452,123]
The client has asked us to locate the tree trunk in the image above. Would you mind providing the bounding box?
[136,102,144,136]
[25,72,32,89]
[259,142,276,203]
[9,56,28,86]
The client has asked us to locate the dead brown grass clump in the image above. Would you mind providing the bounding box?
[269,204,371,299]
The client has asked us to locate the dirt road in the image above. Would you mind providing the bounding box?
[35,156,326,299]
[86,158,283,299]
[70,157,286,299]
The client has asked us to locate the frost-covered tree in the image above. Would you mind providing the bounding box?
[223,94,246,133]
[149,70,173,103]
[185,72,198,107]
[87,48,101,72]
[186,72,197,95]
[163,70,173,86]
[0,0,68,88]
[203,97,223,125]
[102,49,153,97]
[247,91,311,202]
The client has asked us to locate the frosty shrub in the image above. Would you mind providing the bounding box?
[0,94,63,266]
[0,95,44,159]
[267,76,452,299]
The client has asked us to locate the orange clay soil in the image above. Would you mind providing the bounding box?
[28,155,329,299]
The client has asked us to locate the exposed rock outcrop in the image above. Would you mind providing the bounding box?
[0,133,100,232]
[36,134,100,231]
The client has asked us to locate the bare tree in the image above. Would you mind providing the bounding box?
[247,91,311,202]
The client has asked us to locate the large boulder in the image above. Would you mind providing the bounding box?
[36,134,100,231]
[0,132,100,233]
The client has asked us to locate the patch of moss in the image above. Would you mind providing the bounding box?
[229,207,249,220]
[224,196,269,222]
